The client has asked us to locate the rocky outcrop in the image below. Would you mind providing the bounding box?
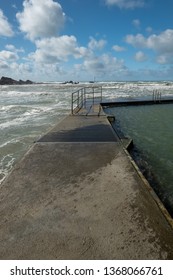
[0,76,34,85]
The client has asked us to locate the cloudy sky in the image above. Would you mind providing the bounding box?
[0,0,173,82]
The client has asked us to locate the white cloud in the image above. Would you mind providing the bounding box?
[146,26,153,33]
[76,54,127,78]
[156,54,173,65]
[83,59,105,74]
[112,45,126,52]
[16,0,66,41]
[0,62,34,81]
[30,35,88,64]
[156,55,167,64]
[147,30,173,54]
[12,62,33,74]
[88,37,107,50]
[5,44,16,51]
[126,29,173,52]
[132,19,140,28]
[0,9,14,37]
[134,51,147,62]
[0,60,9,69]
[125,33,146,47]
[0,50,19,61]
[5,44,24,53]
[105,0,145,9]
[125,29,173,64]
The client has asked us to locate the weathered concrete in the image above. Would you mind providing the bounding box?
[0,107,173,259]
[37,115,118,142]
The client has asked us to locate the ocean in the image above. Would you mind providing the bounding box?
[1,81,173,198]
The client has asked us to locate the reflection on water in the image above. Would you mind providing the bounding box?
[105,104,173,216]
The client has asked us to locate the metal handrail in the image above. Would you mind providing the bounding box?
[153,90,161,102]
[71,87,84,114]
[71,86,102,114]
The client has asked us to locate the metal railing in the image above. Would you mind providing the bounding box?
[153,90,161,102]
[71,86,102,114]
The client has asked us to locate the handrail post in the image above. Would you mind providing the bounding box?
[84,87,86,108]
[153,90,162,103]
[71,86,103,115]
[71,92,74,114]
[77,90,79,108]
[101,86,102,102]
[82,88,84,108]
[93,87,94,105]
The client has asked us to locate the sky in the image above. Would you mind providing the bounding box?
[0,0,173,82]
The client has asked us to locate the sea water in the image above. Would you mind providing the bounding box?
[1,81,173,192]
[0,83,72,183]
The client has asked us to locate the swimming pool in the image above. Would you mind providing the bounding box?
[104,103,173,216]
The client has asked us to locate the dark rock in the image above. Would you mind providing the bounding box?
[25,80,33,84]
[0,76,34,85]
[62,80,79,84]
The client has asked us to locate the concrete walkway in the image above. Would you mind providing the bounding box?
[0,105,173,259]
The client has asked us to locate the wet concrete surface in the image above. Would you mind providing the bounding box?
[0,109,173,259]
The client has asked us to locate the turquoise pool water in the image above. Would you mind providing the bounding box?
[105,104,173,216]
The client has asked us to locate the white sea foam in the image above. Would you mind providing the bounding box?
[0,154,15,184]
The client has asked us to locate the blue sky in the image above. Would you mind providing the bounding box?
[0,0,173,82]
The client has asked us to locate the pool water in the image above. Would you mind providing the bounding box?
[104,104,173,216]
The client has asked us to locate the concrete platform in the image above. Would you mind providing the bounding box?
[0,109,173,259]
